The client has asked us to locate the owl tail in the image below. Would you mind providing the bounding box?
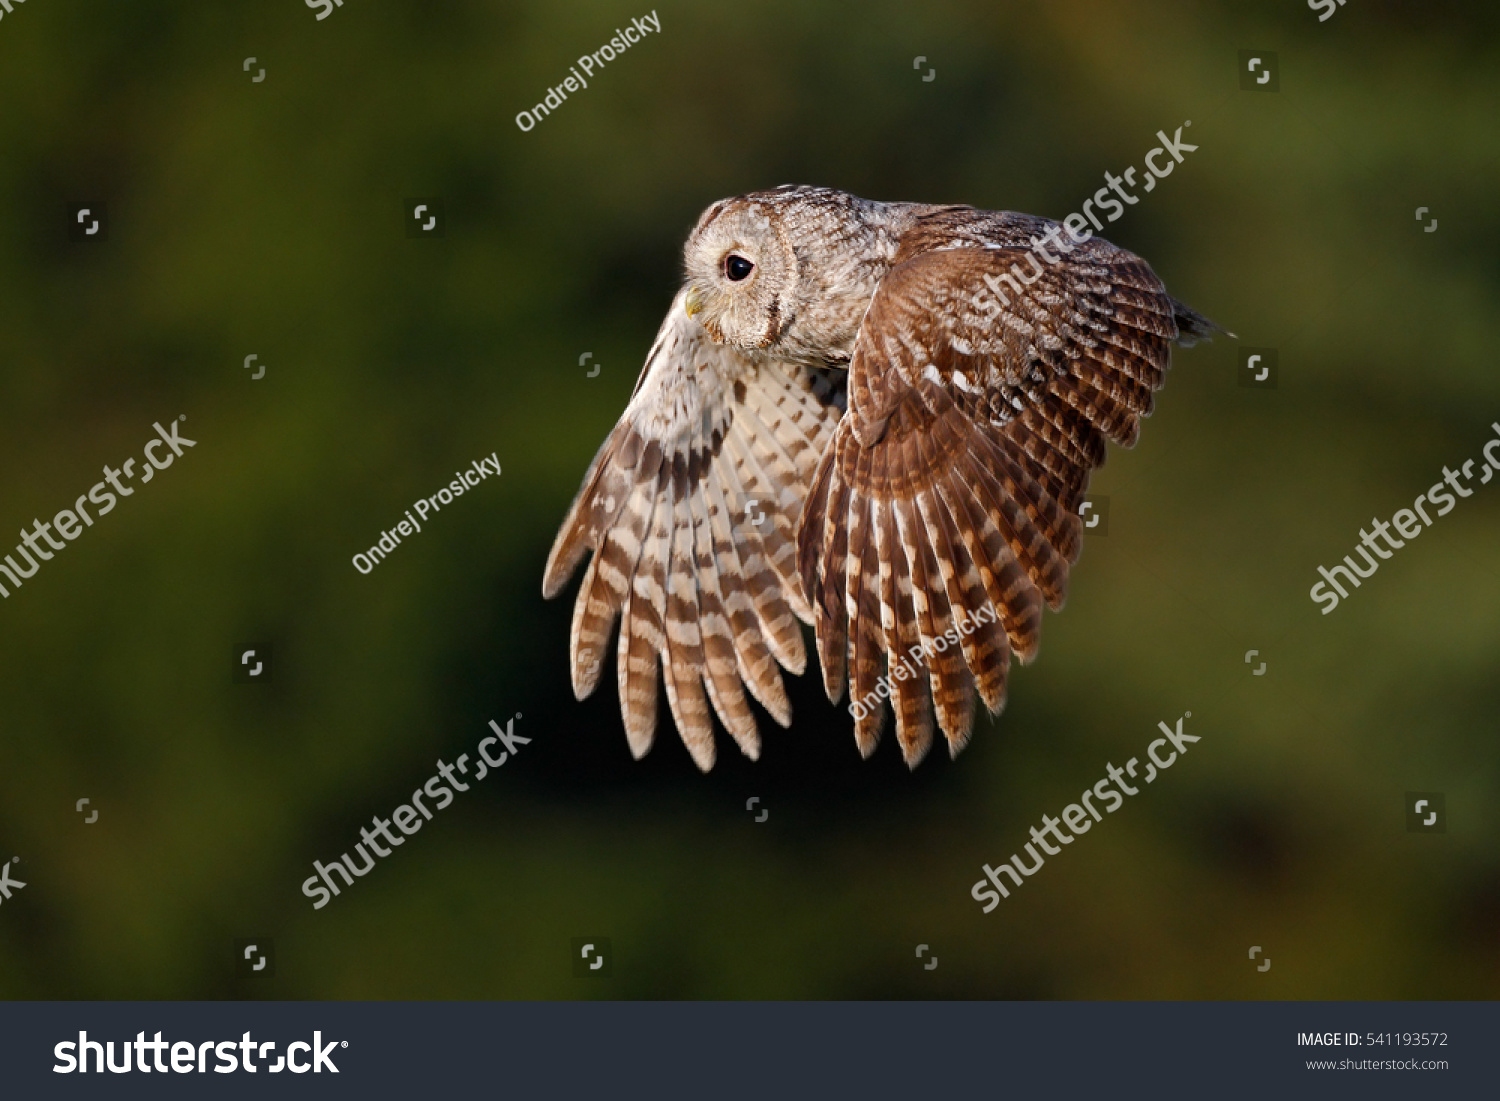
[1170,297,1233,345]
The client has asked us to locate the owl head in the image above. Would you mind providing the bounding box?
[681,197,801,351]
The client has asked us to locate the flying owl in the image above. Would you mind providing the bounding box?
[543,185,1220,770]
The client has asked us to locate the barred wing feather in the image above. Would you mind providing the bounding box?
[543,288,845,770]
[797,210,1210,767]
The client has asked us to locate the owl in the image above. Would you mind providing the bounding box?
[544,185,1221,770]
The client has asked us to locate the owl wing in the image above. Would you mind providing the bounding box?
[797,211,1216,767]
[544,287,846,770]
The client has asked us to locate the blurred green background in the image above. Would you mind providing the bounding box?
[0,0,1496,999]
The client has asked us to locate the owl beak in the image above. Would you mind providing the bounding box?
[684,285,706,318]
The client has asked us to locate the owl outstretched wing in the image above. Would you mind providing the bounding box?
[797,209,1218,767]
[544,288,846,770]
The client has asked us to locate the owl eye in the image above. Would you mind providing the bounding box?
[724,254,754,281]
